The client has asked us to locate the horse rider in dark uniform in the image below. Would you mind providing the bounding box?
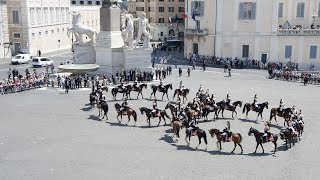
[226,94,232,109]
[120,98,129,114]
[221,121,231,141]
[252,94,259,109]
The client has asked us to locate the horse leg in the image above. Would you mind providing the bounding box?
[166,93,169,100]
[260,143,265,154]
[238,143,243,154]
[254,143,259,154]
[117,114,121,123]
[231,142,236,153]
[196,136,201,149]
[161,93,164,100]
[219,141,222,150]
[126,116,130,126]
[157,117,161,126]
[274,142,277,154]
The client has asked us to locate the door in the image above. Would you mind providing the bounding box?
[261,53,267,64]
[193,43,198,54]
[13,43,21,55]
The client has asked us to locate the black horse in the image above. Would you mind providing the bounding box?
[126,84,148,99]
[89,92,98,107]
[173,89,190,103]
[216,100,242,118]
[111,86,130,100]
[242,102,269,120]
[97,100,109,120]
[139,107,170,127]
[279,128,296,149]
[202,105,219,121]
[182,120,208,150]
[150,84,172,100]
[165,102,179,117]
[248,127,278,154]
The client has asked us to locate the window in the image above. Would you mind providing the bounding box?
[30,8,35,24]
[179,0,184,2]
[13,33,21,38]
[296,3,305,18]
[285,45,292,58]
[159,7,164,12]
[169,0,174,2]
[160,32,163,36]
[242,45,249,58]
[96,1,100,5]
[39,31,42,37]
[72,1,76,4]
[310,46,317,59]
[44,8,48,24]
[55,7,60,22]
[136,7,144,11]
[50,8,54,23]
[36,8,42,24]
[169,7,174,12]
[32,33,35,38]
[158,17,164,23]
[80,1,84,4]
[88,1,92,5]
[239,2,256,20]
[318,2,320,17]
[278,3,284,18]
[191,1,204,16]
[12,10,19,24]
[159,0,164,2]
[179,7,184,12]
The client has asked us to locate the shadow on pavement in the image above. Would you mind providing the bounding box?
[81,106,93,112]
[238,118,259,124]
[87,115,101,121]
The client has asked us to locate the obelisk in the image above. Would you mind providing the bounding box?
[95,0,124,75]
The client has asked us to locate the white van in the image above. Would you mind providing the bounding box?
[32,57,54,67]
[11,54,32,64]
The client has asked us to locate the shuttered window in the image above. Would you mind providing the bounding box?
[12,10,19,24]
[191,1,204,17]
[296,3,305,18]
[242,45,249,58]
[278,3,284,18]
[239,2,256,20]
[310,46,317,59]
[285,46,292,58]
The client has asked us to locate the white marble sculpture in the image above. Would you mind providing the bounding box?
[67,11,96,45]
[135,12,153,48]
[121,13,135,48]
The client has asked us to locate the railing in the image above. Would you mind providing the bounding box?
[277,29,320,36]
[185,28,208,36]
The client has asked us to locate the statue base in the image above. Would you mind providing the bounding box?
[124,48,152,70]
[74,44,96,64]
[95,46,124,75]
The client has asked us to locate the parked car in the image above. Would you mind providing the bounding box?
[32,57,54,67]
[11,54,32,64]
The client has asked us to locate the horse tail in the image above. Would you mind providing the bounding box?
[242,105,246,114]
[132,110,137,122]
[238,133,242,143]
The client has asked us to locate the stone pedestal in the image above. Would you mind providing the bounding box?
[95,46,124,75]
[124,48,153,70]
[74,45,96,64]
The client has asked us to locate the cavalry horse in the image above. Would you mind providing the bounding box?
[173,89,190,103]
[216,100,243,118]
[279,128,296,149]
[111,86,130,100]
[248,127,278,154]
[97,100,109,120]
[208,128,243,154]
[242,102,269,120]
[165,102,179,117]
[202,105,219,121]
[89,92,98,107]
[139,107,170,127]
[182,120,208,150]
[150,84,172,100]
[171,117,185,141]
[126,84,148,99]
[269,107,292,126]
[114,103,137,126]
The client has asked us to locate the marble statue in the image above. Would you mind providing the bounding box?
[121,13,135,48]
[67,11,96,45]
[135,12,153,48]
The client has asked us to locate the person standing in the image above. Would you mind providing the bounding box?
[84,74,88,88]
[7,68,12,80]
[38,50,41,57]
[187,67,190,77]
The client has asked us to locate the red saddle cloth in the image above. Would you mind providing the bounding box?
[191,130,197,136]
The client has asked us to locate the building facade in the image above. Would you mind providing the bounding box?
[0,0,11,60]
[128,0,185,41]
[184,0,320,70]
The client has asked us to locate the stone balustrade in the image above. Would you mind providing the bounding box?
[185,28,208,37]
[277,29,320,36]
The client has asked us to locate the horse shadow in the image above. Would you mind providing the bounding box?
[139,124,166,129]
[170,143,207,152]
[81,106,93,112]
[87,115,101,122]
[105,121,128,127]
[246,152,274,157]
[165,128,172,133]
[238,118,259,124]
[159,134,175,143]
[84,103,91,106]
[207,150,237,156]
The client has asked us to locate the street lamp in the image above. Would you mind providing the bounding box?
[312,12,317,29]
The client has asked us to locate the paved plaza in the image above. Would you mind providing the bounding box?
[0,66,319,180]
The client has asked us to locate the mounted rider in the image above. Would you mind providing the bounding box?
[226,94,232,108]
[187,119,198,136]
[178,107,187,120]
[198,84,204,95]
[263,121,271,142]
[220,121,231,142]
[252,94,259,109]
[117,82,124,91]
[120,98,129,114]
[152,99,159,117]
[179,81,184,92]
[279,98,285,114]
[159,80,164,89]
[133,80,138,89]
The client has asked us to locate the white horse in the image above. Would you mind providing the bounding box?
[67,12,96,45]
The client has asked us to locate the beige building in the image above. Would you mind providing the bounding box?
[0,0,11,59]
[128,0,185,41]
[184,0,320,70]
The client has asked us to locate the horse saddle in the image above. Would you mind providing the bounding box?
[191,129,197,136]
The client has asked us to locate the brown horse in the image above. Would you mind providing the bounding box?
[165,102,178,117]
[171,117,186,141]
[216,100,243,118]
[114,103,137,126]
[242,102,269,120]
[185,107,201,124]
[208,128,243,154]
[269,107,292,126]
[126,84,148,99]
[173,89,190,103]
